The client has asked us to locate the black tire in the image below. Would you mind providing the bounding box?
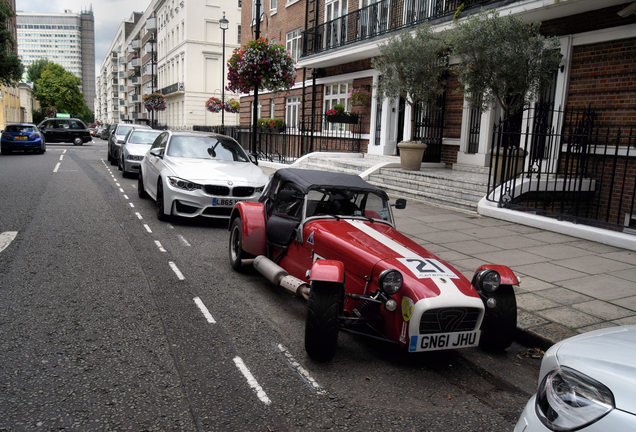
[305,281,343,362]
[156,180,168,221]
[479,285,517,351]
[138,170,148,199]
[73,137,83,146]
[118,155,123,172]
[229,217,246,271]
[109,147,117,165]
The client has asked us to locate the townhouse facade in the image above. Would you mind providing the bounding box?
[95,0,242,129]
[0,0,20,130]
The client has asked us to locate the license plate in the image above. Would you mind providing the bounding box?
[408,330,480,352]
[15,136,27,140]
[212,198,236,207]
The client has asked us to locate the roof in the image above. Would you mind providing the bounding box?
[273,168,388,199]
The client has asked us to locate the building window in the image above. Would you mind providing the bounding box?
[270,99,275,118]
[270,0,277,11]
[324,81,351,131]
[237,25,241,44]
[286,28,301,63]
[285,96,299,129]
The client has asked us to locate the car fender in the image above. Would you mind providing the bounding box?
[230,202,266,256]
[474,264,519,286]
[310,260,345,284]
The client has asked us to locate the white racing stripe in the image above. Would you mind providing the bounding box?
[233,356,272,405]
[0,231,18,253]
[276,344,325,395]
[168,261,185,280]
[193,297,216,323]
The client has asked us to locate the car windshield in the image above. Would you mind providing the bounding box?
[128,130,161,145]
[166,136,248,162]
[117,125,134,136]
[305,188,391,222]
[5,125,35,133]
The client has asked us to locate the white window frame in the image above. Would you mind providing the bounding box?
[323,81,352,132]
[270,0,277,12]
[286,28,302,63]
[285,96,300,130]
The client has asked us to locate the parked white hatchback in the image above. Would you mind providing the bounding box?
[138,130,268,221]
[515,325,636,432]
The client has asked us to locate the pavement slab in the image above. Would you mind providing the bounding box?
[560,275,636,300]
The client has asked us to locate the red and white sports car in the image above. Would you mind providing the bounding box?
[228,168,518,361]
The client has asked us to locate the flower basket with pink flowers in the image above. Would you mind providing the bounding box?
[143,93,166,111]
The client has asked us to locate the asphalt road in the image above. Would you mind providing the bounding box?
[0,139,540,431]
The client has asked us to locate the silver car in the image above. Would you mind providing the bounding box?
[138,130,269,221]
[108,123,151,165]
[119,128,162,177]
[515,325,636,431]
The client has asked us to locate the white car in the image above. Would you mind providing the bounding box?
[138,130,269,221]
[515,325,636,432]
[119,128,162,177]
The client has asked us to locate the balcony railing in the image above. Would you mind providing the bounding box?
[303,0,497,56]
[160,82,184,95]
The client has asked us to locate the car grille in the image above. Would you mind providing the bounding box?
[204,185,230,196]
[232,186,254,197]
[418,307,481,334]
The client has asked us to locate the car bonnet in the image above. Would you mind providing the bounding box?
[166,157,268,185]
[125,143,152,156]
[553,325,636,414]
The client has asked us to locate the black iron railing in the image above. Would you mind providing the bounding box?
[486,107,636,232]
[304,0,498,57]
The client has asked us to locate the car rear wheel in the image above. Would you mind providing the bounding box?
[138,170,148,199]
[156,180,169,221]
[479,285,517,351]
[73,137,83,146]
[229,217,247,271]
[118,155,123,172]
[305,281,343,362]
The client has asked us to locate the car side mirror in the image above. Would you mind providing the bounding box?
[249,152,259,165]
[149,148,163,158]
[392,198,406,209]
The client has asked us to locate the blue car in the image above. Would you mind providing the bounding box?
[1,123,46,154]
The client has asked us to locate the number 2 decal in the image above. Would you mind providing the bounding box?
[397,258,459,279]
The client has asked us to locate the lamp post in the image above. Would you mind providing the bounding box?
[150,32,156,128]
[219,12,229,129]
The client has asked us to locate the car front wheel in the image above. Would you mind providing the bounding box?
[138,170,148,199]
[155,180,169,221]
[229,217,247,271]
[479,285,517,351]
[305,281,343,362]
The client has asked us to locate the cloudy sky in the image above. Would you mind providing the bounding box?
[17,0,150,73]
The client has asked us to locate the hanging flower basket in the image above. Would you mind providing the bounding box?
[205,96,223,113]
[45,106,57,118]
[224,99,240,113]
[143,92,166,111]
[347,88,371,106]
[227,38,296,93]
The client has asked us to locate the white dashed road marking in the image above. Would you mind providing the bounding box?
[154,240,167,252]
[168,261,185,280]
[135,212,143,220]
[193,297,216,324]
[53,162,61,173]
[59,155,64,161]
[276,344,326,395]
[0,231,18,253]
[119,188,124,193]
[233,357,272,406]
[177,235,191,247]
[123,194,129,200]
[129,202,134,208]
[144,224,152,233]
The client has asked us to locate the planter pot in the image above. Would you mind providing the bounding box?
[398,141,427,171]
[326,113,358,124]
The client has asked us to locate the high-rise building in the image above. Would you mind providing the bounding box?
[16,9,96,109]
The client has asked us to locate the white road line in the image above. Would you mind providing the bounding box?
[177,234,191,247]
[135,212,143,220]
[123,194,129,200]
[0,231,18,253]
[193,297,216,324]
[119,188,124,193]
[62,149,67,154]
[115,183,121,187]
[131,184,137,189]
[167,224,174,229]
[154,240,167,252]
[129,202,134,208]
[276,344,326,395]
[168,261,185,280]
[233,357,272,406]
[59,154,64,161]
[53,162,61,173]
[144,224,152,233]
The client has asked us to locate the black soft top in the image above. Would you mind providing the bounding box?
[271,168,389,199]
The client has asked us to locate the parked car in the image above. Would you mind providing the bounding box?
[37,117,91,145]
[515,325,636,432]
[1,123,46,154]
[107,123,150,165]
[119,128,162,177]
[100,124,113,140]
[228,168,519,361]
[138,130,268,221]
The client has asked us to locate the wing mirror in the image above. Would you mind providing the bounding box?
[149,148,163,158]
[249,152,259,165]
[392,198,407,209]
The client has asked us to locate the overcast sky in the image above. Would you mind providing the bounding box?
[16,0,150,73]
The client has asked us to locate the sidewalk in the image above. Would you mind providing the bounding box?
[258,163,636,348]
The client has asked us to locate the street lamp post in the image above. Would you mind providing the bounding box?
[219,12,229,129]
[150,33,156,128]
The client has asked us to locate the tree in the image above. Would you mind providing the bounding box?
[27,59,53,86]
[371,24,447,141]
[450,12,562,118]
[0,1,24,85]
[35,63,88,117]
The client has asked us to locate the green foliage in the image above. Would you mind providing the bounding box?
[27,59,53,84]
[257,118,285,130]
[34,63,89,118]
[0,1,24,86]
[372,24,447,110]
[450,12,562,116]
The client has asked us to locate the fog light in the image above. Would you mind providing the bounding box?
[384,299,397,311]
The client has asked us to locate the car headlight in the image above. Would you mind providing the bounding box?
[168,176,202,191]
[474,269,500,293]
[378,269,403,295]
[535,367,614,431]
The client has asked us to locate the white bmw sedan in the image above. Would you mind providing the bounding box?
[515,325,636,432]
[138,130,269,221]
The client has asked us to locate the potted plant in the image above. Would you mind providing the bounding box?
[325,104,358,124]
[143,92,166,112]
[257,118,285,132]
[348,88,371,106]
[224,99,240,113]
[205,96,223,113]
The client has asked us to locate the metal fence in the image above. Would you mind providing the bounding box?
[487,107,636,232]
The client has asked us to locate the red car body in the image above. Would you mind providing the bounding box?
[229,168,518,360]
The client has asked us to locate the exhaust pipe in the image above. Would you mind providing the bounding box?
[253,255,310,300]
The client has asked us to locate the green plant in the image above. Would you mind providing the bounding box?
[257,118,285,130]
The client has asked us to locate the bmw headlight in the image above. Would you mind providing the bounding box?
[168,176,202,191]
[378,269,403,295]
[474,269,500,293]
[536,367,614,431]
